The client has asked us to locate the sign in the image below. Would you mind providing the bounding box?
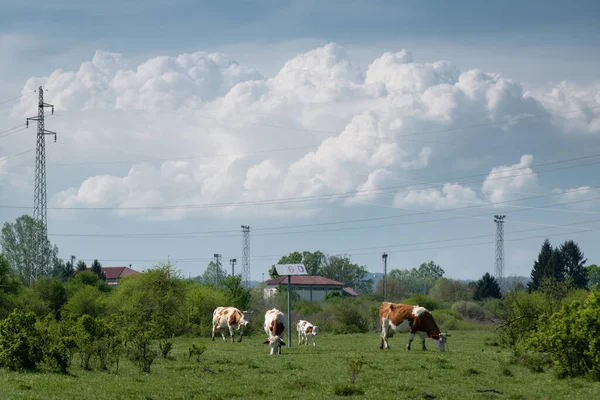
[275,264,307,276]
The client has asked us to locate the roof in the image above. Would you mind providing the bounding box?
[95,266,140,280]
[264,275,344,286]
[342,287,359,297]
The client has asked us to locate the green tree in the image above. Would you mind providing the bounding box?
[271,251,325,277]
[529,238,554,292]
[63,285,106,319]
[389,268,428,294]
[429,277,472,302]
[32,276,67,320]
[268,265,279,279]
[587,264,600,288]
[418,261,445,280]
[202,261,227,288]
[0,253,20,319]
[559,240,588,289]
[0,215,58,286]
[51,258,74,282]
[547,248,566,282]
[473,272,502,301]
[320,254,371,293]
[90,259,106,281]
[221,275,252,311]
[76,260,88,272]
[375,277,409,301]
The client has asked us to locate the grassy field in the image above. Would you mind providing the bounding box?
[0,330,598,399]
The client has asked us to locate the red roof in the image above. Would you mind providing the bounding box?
[98,266,140,280]
[265,275,344,286]
[342,287,359,297]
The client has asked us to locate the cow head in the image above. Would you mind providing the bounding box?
[312,326,320,335]
[432,333,450,352]
[263,336,285,355]
[241,311,253,326]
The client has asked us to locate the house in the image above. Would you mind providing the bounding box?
[263,275,359,301]
[99,266,140,286]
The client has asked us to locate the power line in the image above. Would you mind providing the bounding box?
[3,152,600,211]
[0,125,26,139]
[0,90,36,107]
[47,190,600,239]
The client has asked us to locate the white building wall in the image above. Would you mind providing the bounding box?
[263,285,342,301]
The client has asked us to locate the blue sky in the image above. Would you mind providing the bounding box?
[1,0,599,282]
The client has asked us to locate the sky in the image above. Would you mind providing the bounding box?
[1,0,599,283]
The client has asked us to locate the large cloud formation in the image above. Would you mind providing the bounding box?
[9,43,597,220]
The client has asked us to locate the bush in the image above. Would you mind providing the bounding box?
[332,303,369,334]
[127,331,157,373]
[188,344,206,362]
[74,315,120,371]
[481,298,504,318]
[496,291,552,347]
[63,285,106,319]
[401,294,442,311]
[451,301,491,321]
[37,317,77,374]
[0,309,43,370]
[525,290,600,380]
[159,340,173,359]
[186,284,227,337]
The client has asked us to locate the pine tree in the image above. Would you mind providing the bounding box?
[559,240,588,289]
[90,259,106,281]
[473,272,502,301]
[547,248,566,282]
[76,260,87,272]
[528,238,553,292]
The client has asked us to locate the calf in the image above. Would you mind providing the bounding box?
[297,320,320,346]
[211,306,252,343]
[263,308,286,355]
[379,302,449,352]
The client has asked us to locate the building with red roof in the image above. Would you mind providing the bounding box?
[96,266,140,286]
[263,275,358,301]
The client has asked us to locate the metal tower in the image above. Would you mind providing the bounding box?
[494,215,506,283]
[26,86,56,285]
[241,225,250,288]
[230,258,237,276]
[382,253,388,301]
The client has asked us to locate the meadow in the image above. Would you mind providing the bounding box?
[1,329,598,400]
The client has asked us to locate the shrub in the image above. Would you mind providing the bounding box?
[188,344,206,362]
[37,317,77,374]
[74,315,120,371]
[127,331,157,373]
[186,284,227,337]
[332,303,369,334]
[401,294,442,311]
[159,340,173,359]
[481,298,504,318]
[525,290,600,380]
[496,291,552,347]
[451,301,491,321]
[63,285,106,319]
[0,309,43,370]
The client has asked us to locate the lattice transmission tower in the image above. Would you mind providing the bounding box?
[26,86,56,285]
[494,215,506,283]
[241,225,250,288]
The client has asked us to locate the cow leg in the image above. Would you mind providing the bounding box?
[238,326,243,343]
[211,325,216,341]
[221,329,227,342]
[419,332,428,351]
[407,333,415,351]
[229,326,235,343]
[312,334,316,347]
[380,322,390,350]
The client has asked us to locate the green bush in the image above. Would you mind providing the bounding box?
[186,284,227,337]
[451,301,491,321]
[332,303,369,334]
[525,290,600,380]
[127,331,157,373]
[481,298,504,318]
[37,317,77,374]
[401,294,442,311]
[74,315,120,371]
[0,309,43,370]
[496,291,551,347]
[63,285,106,319]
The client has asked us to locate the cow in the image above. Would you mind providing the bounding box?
[211,306,252,343]
[263,308,286,355]
[379,302,449,352]
[297,320,320,346]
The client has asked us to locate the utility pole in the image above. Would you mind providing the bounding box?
[213,253,222,287]
[382,253,388,301]
[26,86,56,286]
[494,215,506,288]
[241,225,250,288]
[230,258,237,276]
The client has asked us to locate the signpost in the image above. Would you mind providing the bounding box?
[275,264,307,348]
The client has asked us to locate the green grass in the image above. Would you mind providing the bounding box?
[1,330,598,399]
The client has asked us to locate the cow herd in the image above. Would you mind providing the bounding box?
[211,301,449,355]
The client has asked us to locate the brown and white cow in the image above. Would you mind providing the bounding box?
[263,308,286,355]
[211,306,252,343]
[297,320,319,346]
[379,302,449,352]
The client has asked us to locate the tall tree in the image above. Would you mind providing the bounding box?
[0,215,58,286]
[76,260,87,272]
[90,259,106,281]
[418,261,445,280]
[202,260,227,287]
[528,238,553,292]
[272,251,325,276]
[320,254,372,293]
[559,240,588,289]
[547,248,566,282]
[268,265,279,279]
[473,272,502,301]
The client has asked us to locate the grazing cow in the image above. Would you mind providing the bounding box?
[263,308,286,355]
[379,302,449,352]
[211,307,252,343]
[297,320,320,346]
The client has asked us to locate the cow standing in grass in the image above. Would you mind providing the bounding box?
[297,320,319,346]
[211,307,251,343]
[263,308,286,355]
[379,302,449,352]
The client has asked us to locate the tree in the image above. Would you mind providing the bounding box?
[76,260,88,272]
[429,278,472,302]
[32,276,67,320]
[528,238,554,292]
[221,275,252,311]
[268,265,279,279]
[319,254,372,293]
[202,261,227,287]
[375,277,410,301]
[586,264,600,288]
[559,240,588,289]
[271,251,325,277]
[90,259,106,281]
[389,268,429,294]
[0,215,59,286]
[547,248,566,282]
[473,272,502,301]
[418,261,445,280]
[0,253,20,319]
